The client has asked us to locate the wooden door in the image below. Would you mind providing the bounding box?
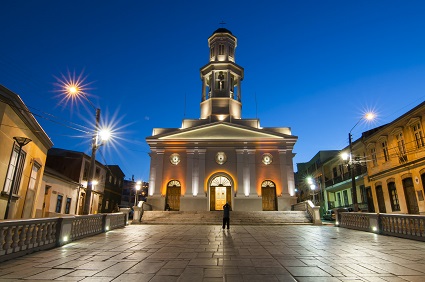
[403,178,419,214]
[366,187,375,212]
[215,186,226,210]
[262,186,277,211]
[376,185,386,213]
[166,186,181,211]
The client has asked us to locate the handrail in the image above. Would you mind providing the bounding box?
[336,212,425,241]
[0,212,126,262]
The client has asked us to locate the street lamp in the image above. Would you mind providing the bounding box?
[62,81,109,215]
[307,177,316,205]
[346,112,375,212]
[135,181,142,206]
[4,137,32,219]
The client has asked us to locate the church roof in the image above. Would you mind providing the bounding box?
[212,27,232,35]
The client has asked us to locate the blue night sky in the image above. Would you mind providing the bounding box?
[1,1,425,181]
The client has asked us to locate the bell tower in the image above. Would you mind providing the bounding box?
[200,28,244,121]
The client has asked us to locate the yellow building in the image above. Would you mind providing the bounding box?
[0,85,53,219]
[146,28,298,211]
[364,101,425,214]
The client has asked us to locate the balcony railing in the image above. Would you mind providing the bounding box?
[325,166,367,188]
[336,211,425,241]
[0,212,126,262]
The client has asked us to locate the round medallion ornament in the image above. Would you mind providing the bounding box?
[215,152,227,165]
[170,153,181,165]
[262,153,273,165]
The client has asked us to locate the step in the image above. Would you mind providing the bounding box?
[140,211,312,225]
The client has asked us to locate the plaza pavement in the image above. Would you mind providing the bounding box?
[0,224,424,282]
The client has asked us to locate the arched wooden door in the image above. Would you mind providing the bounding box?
[210,175,232,211]
[262,180,277,211]
[376,185,386,213]
[403,178,419,214]
[166,180,181,211]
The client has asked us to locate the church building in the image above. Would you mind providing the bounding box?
[146,28,298,211]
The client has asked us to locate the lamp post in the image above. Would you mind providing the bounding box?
[4,137,32,219]
[307,177,316,205]
[135,181,142,206]
[63,84,110,215]
[346,112,375,212]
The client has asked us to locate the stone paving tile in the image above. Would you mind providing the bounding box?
[25,269,74,280]
[1,224,425,281]
[285,266,332,277]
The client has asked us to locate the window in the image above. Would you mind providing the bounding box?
[65,197,71,214]
[337,192,341,207]
[28,162,41,191]
[381,140,390,162]
[387,182,400,211]
[210,46,215,58]
[95,167,100,179]
[229,45,234,57]
[343,190,349,206]
[3,144,26,195]
[109,175,112,183]
[412,123,424,149]
[370,147,377,166]
[332,167,337,178]
[83,161,90,180]
[218,44,224,55]
[56,195,63,213]
[396,132,407,162]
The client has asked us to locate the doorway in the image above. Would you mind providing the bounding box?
[209,175,232,211]
[376,185,386,213]
[261,180,277,211]
[166,180,181,211]
[403,178,419,214]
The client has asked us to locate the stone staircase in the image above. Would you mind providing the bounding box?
[140,211,312,225]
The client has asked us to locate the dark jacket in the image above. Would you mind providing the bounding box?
[223,203,230,218]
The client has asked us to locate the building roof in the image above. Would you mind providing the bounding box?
[212,27,232,35]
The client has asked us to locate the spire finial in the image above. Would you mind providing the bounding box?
[219,20,226,26]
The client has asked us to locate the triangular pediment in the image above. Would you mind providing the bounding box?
[158,123,284,140]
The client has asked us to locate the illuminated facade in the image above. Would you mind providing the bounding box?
[146,28,298,211]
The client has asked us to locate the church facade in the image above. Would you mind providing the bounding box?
[146,28,298,211]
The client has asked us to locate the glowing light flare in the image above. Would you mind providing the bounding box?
[98,128,111,142]
[365,112,375,121]
[54,69,95,109]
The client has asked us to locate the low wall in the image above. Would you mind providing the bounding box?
[336,212,425,241]
[0,212,126,262]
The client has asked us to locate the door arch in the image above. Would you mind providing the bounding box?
[262,180,277,211]
[209,175,232,211]
[166,180,181,211]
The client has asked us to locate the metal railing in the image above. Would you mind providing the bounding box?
[336,211,425,241]
[0,212,126,262]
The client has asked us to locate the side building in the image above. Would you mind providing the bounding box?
[299,101,425,215]
[0,85,53,219]
[102,165,125,213]
[45,148,107,214]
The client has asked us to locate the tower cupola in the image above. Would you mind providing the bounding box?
[200,28,244,122]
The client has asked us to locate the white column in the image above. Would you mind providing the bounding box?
[149,149,164,196]
[236,149,245,197]
[198,149,206,197]
[248,149,257,195]
[185,150,194,196]
[278,149,296,196]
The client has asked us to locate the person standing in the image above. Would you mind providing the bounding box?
[222,202,231,229]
